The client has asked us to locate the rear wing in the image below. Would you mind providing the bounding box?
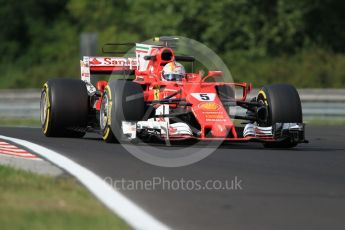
[80,56,138,82]
[80,43,156,83]
[80,41,194,83]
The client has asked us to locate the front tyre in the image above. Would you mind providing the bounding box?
[100,80,145,143]
[257,84,303,148]
[100,89,116,142]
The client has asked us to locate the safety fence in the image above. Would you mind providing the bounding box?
[0,89,344,120]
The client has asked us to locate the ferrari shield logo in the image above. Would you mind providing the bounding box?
[154,86,160,100]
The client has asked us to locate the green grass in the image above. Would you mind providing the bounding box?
[0,118,40,127]
[0,165,131,230]
[304,118,345,126]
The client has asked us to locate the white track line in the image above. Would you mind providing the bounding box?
[0,135,170,230]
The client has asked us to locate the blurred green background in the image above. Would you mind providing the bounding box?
[1,0,345,89]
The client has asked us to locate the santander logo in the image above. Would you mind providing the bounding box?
[89,58,102,65]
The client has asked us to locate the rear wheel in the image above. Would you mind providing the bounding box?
[100,80,145,142]
[257,84,302,148]
[40,79,89,137]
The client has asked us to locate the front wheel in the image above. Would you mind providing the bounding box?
[100,80,145,143]
[257,84,303,148]
[100,89,116,142]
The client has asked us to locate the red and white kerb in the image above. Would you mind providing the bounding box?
[0,141,41,160]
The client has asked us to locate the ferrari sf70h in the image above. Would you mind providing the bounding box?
[40,37,306,148]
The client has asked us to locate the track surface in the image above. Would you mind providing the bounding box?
[1,126,345,230]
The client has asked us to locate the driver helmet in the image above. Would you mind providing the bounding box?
[162,61,185,81]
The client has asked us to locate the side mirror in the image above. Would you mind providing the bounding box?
[207,71,223,77]
[202,71,224,82]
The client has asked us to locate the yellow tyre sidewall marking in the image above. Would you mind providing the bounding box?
[258,90,268,106]
[103,127,110,140]
[102,85,112,140]
[43,83,50,134]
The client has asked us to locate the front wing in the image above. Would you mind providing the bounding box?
[121,120,306,144]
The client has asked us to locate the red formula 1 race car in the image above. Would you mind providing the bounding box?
[40,37,306,148]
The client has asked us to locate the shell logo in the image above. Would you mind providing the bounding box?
[199,102,220,111]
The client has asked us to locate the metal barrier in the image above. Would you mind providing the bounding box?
[0,89,41,119]
[0,89,344,119]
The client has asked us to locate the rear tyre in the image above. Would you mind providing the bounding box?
[100,80,145,143]
[40,79,88,137]
[257,84,302,148]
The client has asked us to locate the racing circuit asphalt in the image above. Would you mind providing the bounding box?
[1,125,345,230]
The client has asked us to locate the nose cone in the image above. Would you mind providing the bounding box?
[211,123,227,137]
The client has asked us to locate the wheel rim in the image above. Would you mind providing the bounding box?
[40,91,48,126]
[100,93,109,130]
[257,93,270,126]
